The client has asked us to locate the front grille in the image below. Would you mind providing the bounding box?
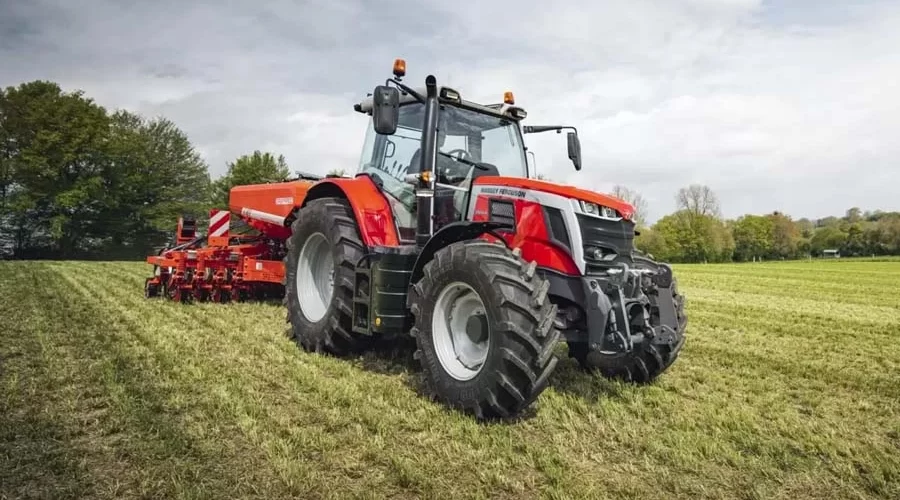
[577,213,635,270]
[489,199,516,229]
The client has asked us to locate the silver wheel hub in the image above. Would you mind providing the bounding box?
[296,232,334,322]
[432,281,490,381]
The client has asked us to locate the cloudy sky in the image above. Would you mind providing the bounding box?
[2,0,899,222]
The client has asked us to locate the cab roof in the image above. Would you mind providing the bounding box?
[353,86,526,122]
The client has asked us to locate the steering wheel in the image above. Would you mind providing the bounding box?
[444,148,473,162]
[438,148,474,182]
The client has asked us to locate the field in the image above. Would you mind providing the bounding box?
[1,259,899,499]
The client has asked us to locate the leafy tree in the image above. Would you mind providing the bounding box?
[842,222,866,256]
[635,226,670,259]
[0,80,212,259]
[796,218,815,238]
[101,110,212,253]
[817,216,841,229]
[878,214,900,253]
[0,80,111,257]
[211,150,290,207]
[810,226,847,255]
[767,211,802,259]
[710,215,736,262]
[652,210,732,263]
[732,214,774,261]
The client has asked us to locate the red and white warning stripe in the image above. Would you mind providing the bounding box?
[208,209,230,237]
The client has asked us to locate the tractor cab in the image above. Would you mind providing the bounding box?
[354,76,533,242]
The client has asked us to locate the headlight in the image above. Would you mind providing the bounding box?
[584,245,604,261]
[579,200,619,219]
[580,201,599,215]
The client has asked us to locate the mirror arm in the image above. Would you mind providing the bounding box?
[386,78,425,104]
[523,125,578,136]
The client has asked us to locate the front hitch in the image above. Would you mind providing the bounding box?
[579,260,686,373]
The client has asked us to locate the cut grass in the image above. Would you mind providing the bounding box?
[1,259,899,499]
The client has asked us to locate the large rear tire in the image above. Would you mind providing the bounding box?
[284,197,370,355]
[409,240,561,420]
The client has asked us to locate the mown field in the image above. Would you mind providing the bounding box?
[1,259,899,499]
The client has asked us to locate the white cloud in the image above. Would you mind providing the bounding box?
[2,0,898,222]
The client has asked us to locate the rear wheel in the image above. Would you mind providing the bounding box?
[409,240,561,420]
[284,197,370,355]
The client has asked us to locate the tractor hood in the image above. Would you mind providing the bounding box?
[471,176,635,220]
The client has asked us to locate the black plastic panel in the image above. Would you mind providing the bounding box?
[543,206,571,251]
[369,246,417,335]
[577,214,636,265]
[488,198,516,229]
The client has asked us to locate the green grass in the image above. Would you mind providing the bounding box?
[1,259,899,499]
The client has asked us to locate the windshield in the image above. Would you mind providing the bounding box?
[358,102,528,189]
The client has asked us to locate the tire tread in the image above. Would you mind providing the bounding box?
[283,197,370,356]
[410,240,561,420]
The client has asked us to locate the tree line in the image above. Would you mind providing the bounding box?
[3,80,899,261]
[0,81,303,259]
[618,184,900,263]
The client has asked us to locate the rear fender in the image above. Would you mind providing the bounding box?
[300,175,401,248]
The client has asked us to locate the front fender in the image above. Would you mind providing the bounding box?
[408,221,512,287]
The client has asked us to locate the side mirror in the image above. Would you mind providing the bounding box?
[372,85,400,135]
[567,131,582,171]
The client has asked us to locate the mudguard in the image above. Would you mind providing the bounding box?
[300,175,402,248]
[408,220,513,286]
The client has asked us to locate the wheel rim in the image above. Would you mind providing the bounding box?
[432,281,490,381]
[296,232,334,322]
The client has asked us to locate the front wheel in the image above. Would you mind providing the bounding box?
[409,240,562,420]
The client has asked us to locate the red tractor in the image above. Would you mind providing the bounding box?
[146,59,687,420]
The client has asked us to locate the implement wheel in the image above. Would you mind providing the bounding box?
[409,240,561,420]
[144,278,159,298]
[284,197,370,355]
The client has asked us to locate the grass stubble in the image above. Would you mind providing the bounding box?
[1,259,898,499]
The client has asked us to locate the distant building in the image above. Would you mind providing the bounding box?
[823,249,840,258]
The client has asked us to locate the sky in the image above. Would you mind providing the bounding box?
[2,0,899,223]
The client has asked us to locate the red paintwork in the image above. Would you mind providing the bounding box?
[315,177,400,247]
[147,171,630,302]
[471,194,580,275]
[145,175,401,303]
[229,176,399,248]
[230,180,314,220]
[473,176,635,221]
[229,179,315,240]
[145,234,283,303]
